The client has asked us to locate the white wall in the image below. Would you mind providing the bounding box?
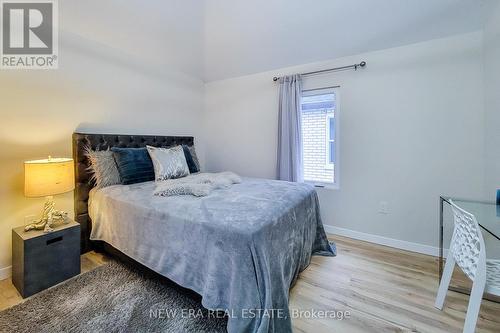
[481,1,500,259]
[0,1,205,276]
[483,1,500,197]
[205,32,485,249]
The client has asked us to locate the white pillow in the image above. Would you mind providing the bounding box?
[146,145,190,181]
[83,146,121,188]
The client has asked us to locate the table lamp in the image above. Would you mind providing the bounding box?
[24,157,75,233]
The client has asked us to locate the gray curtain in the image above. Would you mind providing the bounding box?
[277,74,303,182]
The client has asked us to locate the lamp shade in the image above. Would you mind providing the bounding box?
[24,157,75,198]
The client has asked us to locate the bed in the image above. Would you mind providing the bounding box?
[73,132,335,333]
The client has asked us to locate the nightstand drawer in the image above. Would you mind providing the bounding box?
[12,221,81,298]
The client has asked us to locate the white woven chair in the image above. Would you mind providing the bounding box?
[435,200,500,333]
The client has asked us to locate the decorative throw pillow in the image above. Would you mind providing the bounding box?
[155,182,214,197]
[182,145,199,174]
[111,147,155,185]
[154,172,242,197]
[187,145,200,172]
[147,145,190,181]
[83,146,121,189]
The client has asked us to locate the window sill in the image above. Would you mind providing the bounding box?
[305,181,339,190]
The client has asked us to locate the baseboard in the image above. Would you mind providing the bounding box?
[0,266,12,281]
[324,225,440,257]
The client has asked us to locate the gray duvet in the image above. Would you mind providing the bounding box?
[89,177,335,333]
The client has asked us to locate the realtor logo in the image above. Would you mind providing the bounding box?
[1,0,58,69]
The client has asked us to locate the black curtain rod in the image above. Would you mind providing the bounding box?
[272,61,366,82]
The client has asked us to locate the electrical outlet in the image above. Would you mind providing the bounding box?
[378,201,389,214]
[24,214,36,224]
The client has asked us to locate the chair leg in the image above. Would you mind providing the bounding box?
[435,256,455,310]
[463,279,486,333]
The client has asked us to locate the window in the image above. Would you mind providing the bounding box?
[301,88,339,187]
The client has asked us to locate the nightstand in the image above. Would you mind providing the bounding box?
[12,220,81,298]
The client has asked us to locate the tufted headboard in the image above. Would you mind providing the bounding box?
[72,132,194,253]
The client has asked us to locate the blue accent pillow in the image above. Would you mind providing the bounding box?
[111,147,155,185]
[182,145,199,173]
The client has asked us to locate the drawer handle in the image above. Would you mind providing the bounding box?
[46,236,63,245]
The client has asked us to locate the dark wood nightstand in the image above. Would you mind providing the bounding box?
[12,220,81,298]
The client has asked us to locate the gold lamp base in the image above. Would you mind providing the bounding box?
[24,196,69,233]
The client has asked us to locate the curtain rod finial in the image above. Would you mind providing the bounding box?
[360,61,366,67]
[273,77,279,82]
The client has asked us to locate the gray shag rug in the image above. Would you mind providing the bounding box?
[0,261,227,333]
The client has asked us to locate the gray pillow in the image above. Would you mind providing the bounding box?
[84,146,121,189]
[147,145,190,181]
[188,145,200,172]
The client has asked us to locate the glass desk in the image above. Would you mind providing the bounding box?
[439,196,500,302]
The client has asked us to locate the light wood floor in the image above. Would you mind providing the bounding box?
[1,235,499,332]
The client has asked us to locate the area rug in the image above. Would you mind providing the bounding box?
[0,261,227,333]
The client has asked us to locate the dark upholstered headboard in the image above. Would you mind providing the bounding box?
[72,132,194,253]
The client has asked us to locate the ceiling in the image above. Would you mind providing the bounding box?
[59,0,486,82]
[203,0,484,82]
[60,0,204,77]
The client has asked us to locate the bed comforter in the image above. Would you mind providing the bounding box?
[89,177,335,333]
